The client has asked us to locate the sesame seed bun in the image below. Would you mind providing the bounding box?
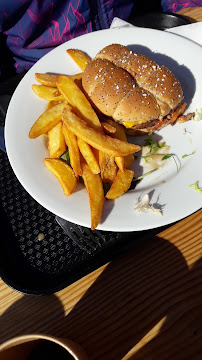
[87,60,136,117]
[95,43,131,71]
[82,44,185,133]
[136,65,183,110]
[113,87,160,124]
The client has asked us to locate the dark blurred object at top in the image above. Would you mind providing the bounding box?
[129,11,191,30]
[132,0,162,16]
[129,0,191,31]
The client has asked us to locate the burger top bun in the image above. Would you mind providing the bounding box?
[95,44,183,110]
[82,57,161,124]
[82,44,184,127]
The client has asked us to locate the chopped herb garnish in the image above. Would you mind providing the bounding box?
[161,154,172,160]
[60,149,84,183]
[189,181,202,194]
[182,151,195,159]
[143,131,166,156]
[161,154,180,172]
[133,171,153,181]
[143,133,172,169]
[159,141,166,148]
[60,149,71,166]
[142,153,170,160]
[142,132,179,172]
[143,130,160,155]
[172,155,179,173]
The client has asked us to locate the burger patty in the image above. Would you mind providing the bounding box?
[130,103,194,132]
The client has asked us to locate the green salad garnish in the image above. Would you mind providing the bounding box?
[189,181,202,194]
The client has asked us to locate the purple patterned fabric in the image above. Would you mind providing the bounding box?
[162,0,202,13]
[0,0,134,73]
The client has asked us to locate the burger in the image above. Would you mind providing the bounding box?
[82,44,193,135]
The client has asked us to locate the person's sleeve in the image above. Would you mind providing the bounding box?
[1,0,92,73]
[0,0,31,32]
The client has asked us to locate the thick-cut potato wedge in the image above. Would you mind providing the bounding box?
[114,156,124,172]
[35,73,58,87]
[44,158,77,196]
[29,102,67,139]
[106,119,127,141]
[32,84,64,101]
[57,74,102,169]
[78,138,100,174]
[99,151,117,182]
[106,119,128,171]
[74,78,83,91]
[63,108,141,157]
[35,72,82,87]
[63,122,82,177]
[124,154,135,168]
[45,100,61,111]
[66,49,91,71]
[101,121,116,135]
[57,75,102,132]
[105,169,134,200]
[106,119,135,170]
[81,162,104,230]
[43,102,60,136]
[69,73,83,81]
[48,121,66,158]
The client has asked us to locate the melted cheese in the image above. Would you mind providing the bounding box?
[122,121,136,128]
[122,120,148,128]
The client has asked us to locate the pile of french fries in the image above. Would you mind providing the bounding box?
[29,49,141,230]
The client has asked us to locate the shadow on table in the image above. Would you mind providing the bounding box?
[0,295,64,341]
[0,235,201,359]
[126,257,202,360]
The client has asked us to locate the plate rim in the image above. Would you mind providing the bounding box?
[5,27,202,232]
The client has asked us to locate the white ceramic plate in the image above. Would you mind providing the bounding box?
[5,27,202,231]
